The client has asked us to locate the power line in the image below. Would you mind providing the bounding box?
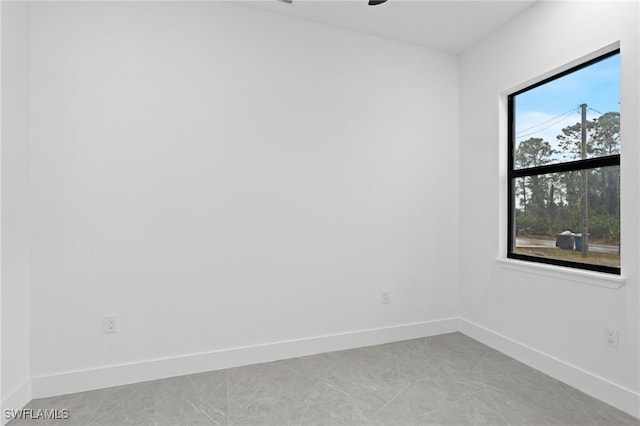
[515,106,580,135]
[516,107,580,140]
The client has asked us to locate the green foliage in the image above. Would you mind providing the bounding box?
[514,111,620,243]
[556,120,596,159]
[588,214,620,241]
[515,211,551,237]
[592,112,620,156]
[515,138,555,168]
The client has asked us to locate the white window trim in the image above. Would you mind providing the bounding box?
[496,258,625,289]
[496,42,624,288]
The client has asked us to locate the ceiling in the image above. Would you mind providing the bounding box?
[236,0,536,54]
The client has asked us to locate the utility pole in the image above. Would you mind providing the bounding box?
[581,103,589,258]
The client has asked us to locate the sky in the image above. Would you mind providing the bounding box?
[514,53,620,163]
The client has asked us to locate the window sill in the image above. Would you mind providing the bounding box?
[496,258,626,289]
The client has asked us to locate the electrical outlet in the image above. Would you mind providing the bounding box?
[103,315,118,334]
[381,290,390,304]
[604,328,618,348]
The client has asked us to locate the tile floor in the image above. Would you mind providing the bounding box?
[8,333,639,425]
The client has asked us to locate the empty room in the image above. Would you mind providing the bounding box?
[1,0,639,424]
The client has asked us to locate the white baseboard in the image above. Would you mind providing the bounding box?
[1,379,32,426]
[32,318,459,400]
[27,317,640,420]
[459,318,640,419]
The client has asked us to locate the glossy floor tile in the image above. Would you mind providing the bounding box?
[8,333,639,425]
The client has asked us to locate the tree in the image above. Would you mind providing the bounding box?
[515,138,555,234]
[557,119,596,160]
[512,113,620,241]
[592,112,620,156]
[515,137,555,168]
[554,111,620,240]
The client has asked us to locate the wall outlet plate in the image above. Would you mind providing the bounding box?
[381,290,390,304]
[604,328,618,348]
[104,315,118,334]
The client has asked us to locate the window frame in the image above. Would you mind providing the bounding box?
[507,49,621,275]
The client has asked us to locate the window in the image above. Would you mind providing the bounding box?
[508,50,620,274]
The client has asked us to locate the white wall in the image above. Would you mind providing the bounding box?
[28,2,459,391]
[1,0,32,417]
[459,0,639,416]
[14,0,638,418]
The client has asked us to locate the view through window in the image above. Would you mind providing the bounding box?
[508,50,621,274]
